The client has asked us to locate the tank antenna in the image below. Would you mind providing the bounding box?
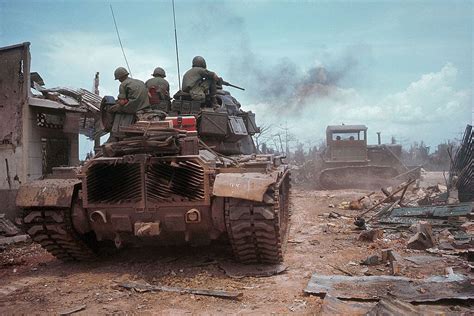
[110,4,132,77]
[172,0,181,90]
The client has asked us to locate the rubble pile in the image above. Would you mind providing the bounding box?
[308,173,473,312]
[0,214,31,268]
[346,178,473,255]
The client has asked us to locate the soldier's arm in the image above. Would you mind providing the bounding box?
[110,83,132,113]
[117,82,127,101]
[200,68,219,81]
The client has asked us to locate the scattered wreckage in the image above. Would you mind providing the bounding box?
[307,139,473,312]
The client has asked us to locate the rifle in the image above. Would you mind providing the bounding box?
[221,80,245,91]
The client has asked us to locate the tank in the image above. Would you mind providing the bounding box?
[16,86,291,264]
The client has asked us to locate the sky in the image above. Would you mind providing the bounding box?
[1,0,472,157]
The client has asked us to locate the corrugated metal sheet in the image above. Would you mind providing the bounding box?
[41,87,101,112]
[450,125,473,202]
[30,85,103,139]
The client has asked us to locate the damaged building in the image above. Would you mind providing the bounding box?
[0,42,101,219]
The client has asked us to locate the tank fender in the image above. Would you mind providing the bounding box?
[212,172,278,202]
[16,179,81,208]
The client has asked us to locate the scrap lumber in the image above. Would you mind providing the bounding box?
[59,304,87,315]
[118,282,242,300]
[360,179,416,217]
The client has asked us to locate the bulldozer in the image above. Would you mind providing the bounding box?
[318,124,416,189]
[16,85,291,264]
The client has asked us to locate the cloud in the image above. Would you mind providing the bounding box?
[255,63,472,148]
[38,31,178,95]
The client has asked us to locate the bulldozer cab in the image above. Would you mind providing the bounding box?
[325,125,368,162]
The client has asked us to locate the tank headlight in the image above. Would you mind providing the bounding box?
[185,209,201,223]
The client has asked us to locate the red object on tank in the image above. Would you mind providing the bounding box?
[148,86,161,104]
[167,116,197,131]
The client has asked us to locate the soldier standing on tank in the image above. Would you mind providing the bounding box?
[182,56,221,107]
[145,67,170,109]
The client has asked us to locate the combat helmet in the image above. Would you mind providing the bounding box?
[114,67,129,80]
[152,67,166,78]
[192,56,207,68]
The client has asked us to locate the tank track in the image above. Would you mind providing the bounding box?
[225,171,290,264]
[22,207,96,262]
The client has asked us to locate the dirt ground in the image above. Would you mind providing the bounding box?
[0,187,471,314]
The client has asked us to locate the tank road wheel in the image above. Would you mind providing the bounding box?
[21,198,97,262]
[225,172,291,264]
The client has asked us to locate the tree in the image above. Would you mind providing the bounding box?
[254,123,273,153]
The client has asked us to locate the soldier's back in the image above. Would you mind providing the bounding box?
[121,78,149,111]
[146,77,169,91]
[182,67,208,92]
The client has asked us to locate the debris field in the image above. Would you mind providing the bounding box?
[1,172,472,314]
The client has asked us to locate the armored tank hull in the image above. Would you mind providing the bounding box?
[17,90,291,264]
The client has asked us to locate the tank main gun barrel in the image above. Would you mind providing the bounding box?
[221,80,245,91]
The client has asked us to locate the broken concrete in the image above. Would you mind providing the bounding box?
[407,221,435,250]
[358,228,383,242]
[381,249,404,275]
[0,214,20,237]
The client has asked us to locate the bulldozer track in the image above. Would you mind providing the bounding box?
[225,171,291,264]
[319,165,399,189]
[22,207,96,262]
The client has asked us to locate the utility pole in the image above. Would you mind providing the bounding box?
[285,120,289,157]
[93,72,99,95]
[93,72,100,151]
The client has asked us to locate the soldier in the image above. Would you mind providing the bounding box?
[107,67,150,141]
[145,67,170,108]
[109,67,150,114]
[182,56,221,107]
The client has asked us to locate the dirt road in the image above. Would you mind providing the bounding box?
[0,188,469,314]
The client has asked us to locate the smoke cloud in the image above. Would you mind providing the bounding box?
[187,3,363,114]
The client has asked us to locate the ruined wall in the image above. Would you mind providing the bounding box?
[0,43,27,146]
[0,43,80,220]
[0,43,30,219]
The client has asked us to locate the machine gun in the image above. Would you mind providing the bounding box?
[220,79,245,91]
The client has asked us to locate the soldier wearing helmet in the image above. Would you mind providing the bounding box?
[145,67,170,109]
[182,56,221,107]
[109,67,149,113]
